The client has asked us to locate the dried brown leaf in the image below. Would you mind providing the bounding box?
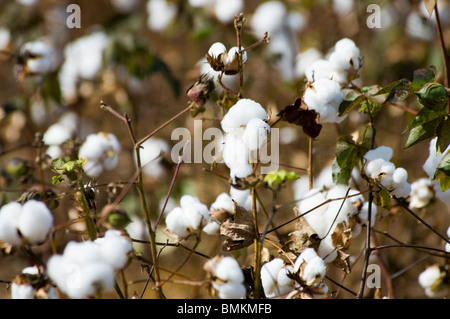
[277,97,322,138]
[220,201,256,251]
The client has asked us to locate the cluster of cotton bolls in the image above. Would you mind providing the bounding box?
[260,248,328,299]
[164,195,211,240]
[363,145,411,198]
[78,132,121,178]
[220,98,270,181]
[297,184,376,263]
[0,200,53,246]
[301,38,361,124]
[204,256,246,299]
[46,230,132,299]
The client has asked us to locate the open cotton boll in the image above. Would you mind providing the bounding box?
[294,248,326,285]
[0,202,23,246]
[250,1,287,35]
[165,207,191,239]
[63,241,102,266]
[298,189,329,237]
[230,187,253,212]
[364,146,393,162]
[328,38,360,71]
[20,40,53,75]
[261,258,294,298]
[180,195,210,230]
[210,193,234,213]
[95,230,132,270]
[208,42,227,59]
[222,128,252,179]
[70,262,116,299]
[208,256,246,299]
[303,78,345,123]
[224,46,248,65]
[221,99,268,133]
[242,118,270,151]
[146,0,178,32]
[213,256,245,284]
[409,178,434,209]
[214,0,243,24]
[215,281,247,299]
[418,264,446,297]
[11,282,36,299]
[18,200,53,245]
[304,59,346,84]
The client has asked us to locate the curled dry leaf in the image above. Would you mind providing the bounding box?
[286,208,321,255]
[277,97,322,138]
[220,201,256,251]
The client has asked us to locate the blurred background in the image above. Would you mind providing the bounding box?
[0,0,449,299]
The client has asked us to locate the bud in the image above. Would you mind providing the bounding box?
[416,83,449,111]
[186,73,215,108]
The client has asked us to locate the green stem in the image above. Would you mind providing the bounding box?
[78,181,97,241]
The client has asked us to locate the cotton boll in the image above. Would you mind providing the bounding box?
[302,256,326,285]
[221,99,268,133]
[222,128,252,179]
[229,187,253,212]
[409,178,434,209]
[146,0,178,32]
[364,146,393,162]
[303,78,345,123]
[202,220,220,235]
[18,200,53,245]
[208,42,227,59]
[216,281,246,299]
[328,38,360,71]
[165,207,190,239]
[43,123,73,146]
[214,0,243,24]
[250,1,287,35]
[305,59,346,84]
[224,46,247,65]
[71,262,115,299]
[0,201,23,246]
[210,193,234,213]
[358,201,378,226]
[391,182,411,199]
[11,282,36,299]
[261,258,285,298]
[20,40,53,75]
[180,195,210,230]
[276,265,294,295]
[298,189,329,237]
[213,256,244,284]
[95,230,132,270]
[418,265,445,294]
[242,118,270,151]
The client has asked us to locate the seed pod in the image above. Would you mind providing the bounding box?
[416,83,449,112]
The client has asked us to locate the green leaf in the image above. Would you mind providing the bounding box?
[404,117,442,149]
[264,170,299,186]
[338,90,365,116]
[332,135,360,185]
[433,150,450,191]
[404,107,445,132]
[415,83,448,111]
[374,78,413,103]
[379,189,391,208]
[436,116,450,155]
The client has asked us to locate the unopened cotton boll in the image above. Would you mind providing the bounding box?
[303,78,345,123]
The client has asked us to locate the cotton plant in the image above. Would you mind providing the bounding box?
[78,132,121,178]
[220,98,270,180]
[0,200,54,247]
[46,230,132,299]
[204,256,246,299]
[409,178,435,209]
[16,40,53,78]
